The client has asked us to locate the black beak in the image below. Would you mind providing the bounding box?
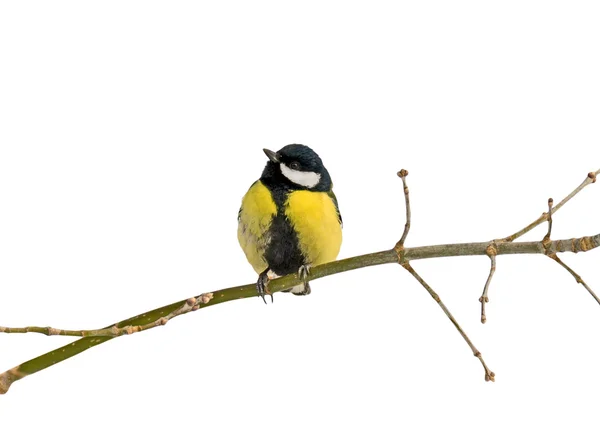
[263,148,280,163]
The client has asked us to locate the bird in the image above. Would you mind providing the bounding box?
[237,144,343,303]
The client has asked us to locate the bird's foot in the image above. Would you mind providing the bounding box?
[257,269,273,304]
[292,265,312,296]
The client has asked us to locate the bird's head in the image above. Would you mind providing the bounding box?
[261,144,332,191]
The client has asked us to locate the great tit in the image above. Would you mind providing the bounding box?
[237,144,342,302]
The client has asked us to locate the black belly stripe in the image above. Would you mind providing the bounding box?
[261,179,306,275]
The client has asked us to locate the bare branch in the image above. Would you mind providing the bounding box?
[547,255,600,306]
[479,243,497,324]
[501,170,599,242]
[2,234,599,341]
[537,193,600,307]
[403,234,600,261]
[402,262,495,382]
[395,169,494,380]
[0,295,213,338]
[397,169,411,246]
[543,198,554,244]
[0,326,86,336]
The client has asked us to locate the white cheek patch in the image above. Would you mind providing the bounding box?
[280,163,321,188]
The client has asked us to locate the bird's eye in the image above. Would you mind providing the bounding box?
[289,161,301,170]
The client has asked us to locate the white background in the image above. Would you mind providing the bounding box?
[1,1,599,430]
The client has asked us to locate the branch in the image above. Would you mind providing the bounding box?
[1,170,599,394]
[397,169,411,245]
[477,170,599,322]
[542,194,600,306]
[478,244,497,324]
[402,261,495,381]
[395,170,494,381]
[2,234,599,394]
[0,294,215,337]
[501,170,598,243]
[547,254,600,305]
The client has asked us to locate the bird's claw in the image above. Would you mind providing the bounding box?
[257,270,273,304]
[297,265,311,295]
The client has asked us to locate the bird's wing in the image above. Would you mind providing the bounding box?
[237,180,278,274]
[327,189,343,227]
[238,180,257,222]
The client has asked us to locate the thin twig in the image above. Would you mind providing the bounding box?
[395,169,494,380]
[543,198,554,244]
[479,244,497,324]
[0,327,88,336]
[540,195,600,307]
[0,294,213,338]
[481,179,592,323]
[547,255,600,306]
[502,170,599,243]
[397,169,411,245]
[402,262,495,382]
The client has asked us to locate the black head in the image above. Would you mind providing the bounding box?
[260,144,332,191]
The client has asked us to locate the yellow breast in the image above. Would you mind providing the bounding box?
[284,190,342,266]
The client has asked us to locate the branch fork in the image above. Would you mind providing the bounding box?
[477,171,600,324]
[394,169,495,382]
